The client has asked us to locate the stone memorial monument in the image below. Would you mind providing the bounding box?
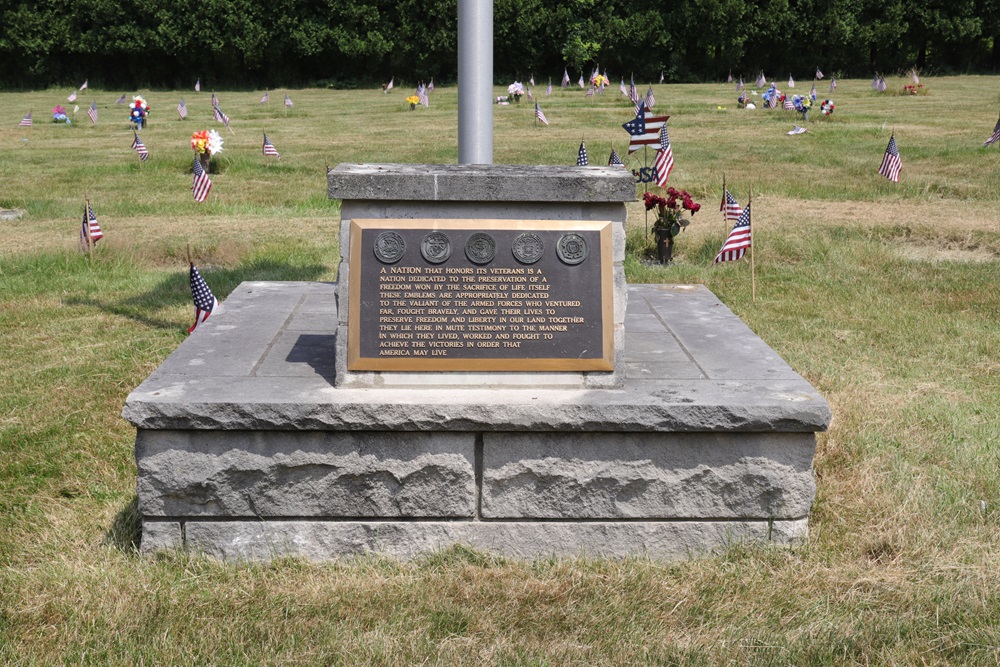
[123,1,830,560]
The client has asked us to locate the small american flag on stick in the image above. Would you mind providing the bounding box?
[192,156,212,202]
[714,203,752,264]
[188,264,218,333]
[178,98,188,119]
[653,126,674,187]
[534,102,548,125]
[263,132,281,158]
[19,112,32,127]
[87,101,98,124]
[983,115,1000,147]
[878,134,902,182]
[131,131,149,162]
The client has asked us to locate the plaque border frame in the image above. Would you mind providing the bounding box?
[348,219,615,372]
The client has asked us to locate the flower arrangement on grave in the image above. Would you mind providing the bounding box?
[590,73,609,88]
[902,83,926,96]
[129,96,150,128]
[820,99,835,116]
[644,188,701,263]
[191,129,223,171]
[52,105,70,124]
[507,81,524,103]
[793,95,812,120]
[405,95,420,110]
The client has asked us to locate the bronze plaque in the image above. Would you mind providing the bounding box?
[348,219,614,371]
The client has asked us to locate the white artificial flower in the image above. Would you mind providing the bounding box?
[206,129,224,155]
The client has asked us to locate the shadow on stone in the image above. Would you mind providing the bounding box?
[286,333,338,384]
[64,259,329,330]
[103,496,141,554]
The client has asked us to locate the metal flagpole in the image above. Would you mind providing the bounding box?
[457,0,493,164]
[749,184,755,303]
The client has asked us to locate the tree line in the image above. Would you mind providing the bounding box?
[2,0,997,89]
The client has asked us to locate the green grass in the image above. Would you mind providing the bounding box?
[1,77,999,665]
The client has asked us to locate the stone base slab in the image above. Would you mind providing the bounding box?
[142,519,808,561]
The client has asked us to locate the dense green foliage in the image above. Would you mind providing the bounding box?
[2,0,999,88]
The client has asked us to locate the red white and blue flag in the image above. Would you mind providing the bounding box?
[79,202,103,251]
[534,102,548,125]
[192,156,212,202]
[653,126,674,187]
[878,134,902,182]
[18,112,31,127]
[188,264,218,333]
[263,133,281,158]
[721,190,743,221]
[87,101,98,124]
[131,131,149,161]
[714,204,752,264]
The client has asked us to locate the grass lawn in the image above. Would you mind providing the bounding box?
[1,76,998,665]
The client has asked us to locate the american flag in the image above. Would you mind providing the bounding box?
[878,135,902,182]
[727,71,733,83]
[756,72,766,88]
[188,264,218,333]
[284,94,294,107]
[653,126,674,187]
[260,91,269,104]
[810,82,817,101]
[263,132,281,158]
[622,105,670,153]
[644,86,655,110]
[385,78,394,92]
[192,155,212,202]
[79,202,103,251]
[213,104,230,128]
[211,92,218,107]
[787,125,808,135]
[67,91,77,102]
[534,102,548,125]
[526,87,532,101]
[428,78,435,93]
[417,84,428,106]
[721,190,743,221]
[983,116,1000,147]
[659,71,664,84]
[561,69,570,87]
[714,204,752,264]
[877,76,887,93]
[816,67,824,79]
[546,79,552,96]
[131,131,149,161]
[577,141,588,166]
[608,147,624,167]
[79,79,88,90]
[830,77,837,92]
[195,79,201,92]
[736,76,745,92]
[911,70,920,85]
[87,101,98,124]
[767,92,779,109]
[628,79,639,105]
[178,98,188,119]
[18,112,31,127]
[585,86,594,97]
[783,96,795,110]
[115,94,127,105]
[788,75,795,88]
[578,74,585,88]
[529,74,535,86]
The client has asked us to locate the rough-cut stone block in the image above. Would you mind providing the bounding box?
[482,432,816,520]
[140,521,182,554]
[184,520,793,562]
[136,431,476,518]
[328,163,636,203]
